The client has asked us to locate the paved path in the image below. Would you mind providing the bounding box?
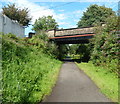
[44,62,112,102]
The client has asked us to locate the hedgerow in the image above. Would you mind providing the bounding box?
[2,33,61,103]
[91,31,119,75]
[90,15,120,75]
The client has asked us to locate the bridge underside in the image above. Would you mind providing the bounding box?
[49,34,94,44]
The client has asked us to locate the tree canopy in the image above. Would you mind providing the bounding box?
[77,4,116,27]
[2,4,32,26]
[32,16,58,31]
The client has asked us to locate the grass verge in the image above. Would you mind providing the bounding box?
[2,34,62,103]
[76,62,118,103]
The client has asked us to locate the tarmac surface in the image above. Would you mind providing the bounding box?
[44,61,112,102]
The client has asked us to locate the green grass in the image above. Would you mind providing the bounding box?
[77,62,118,103]
[2,34,62,103]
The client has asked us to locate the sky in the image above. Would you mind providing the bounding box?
[0,0,119,37]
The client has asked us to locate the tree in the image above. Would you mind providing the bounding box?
[76,44,91,62]
[32,16,58,31]
[77,4,116,27]
[69,44,78,55]
[2,4,31,26]
[104,15,118,32]
[57,44,69,60]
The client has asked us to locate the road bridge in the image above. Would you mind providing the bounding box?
[47,27,95,44]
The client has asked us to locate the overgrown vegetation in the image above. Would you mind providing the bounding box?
[70,4,120,75]
[2,33,62,103]
[90,31,119,75]
[25,31,60,59]
[77,62,118,102]
[90,14,119,75]
[1,3,119,103]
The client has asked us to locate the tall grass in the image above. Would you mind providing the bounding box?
[2,34,62,103]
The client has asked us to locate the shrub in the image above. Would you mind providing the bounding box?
[90,31,119,75]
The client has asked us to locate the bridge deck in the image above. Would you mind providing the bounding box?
[47,27,95,44]
[47,27,95,37]
[49,33,95,39]
[49,33,95,44]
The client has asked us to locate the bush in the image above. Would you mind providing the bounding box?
[25,31,60,59]
[89,13,120,75]
[90,31,119,75]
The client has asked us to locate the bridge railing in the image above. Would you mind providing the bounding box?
[46,27,95,38]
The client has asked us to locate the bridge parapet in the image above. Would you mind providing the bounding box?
[47,27,95,37]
